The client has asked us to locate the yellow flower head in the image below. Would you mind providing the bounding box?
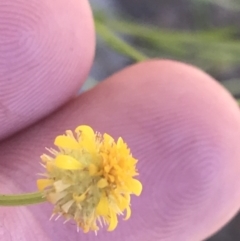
[37,125,142,233]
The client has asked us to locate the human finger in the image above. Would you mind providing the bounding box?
[1,60,240,241]
[0,0,95,140]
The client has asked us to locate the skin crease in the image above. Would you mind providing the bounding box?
[1,60,240,241]
[0,0,95,140]
[1,3,240,241]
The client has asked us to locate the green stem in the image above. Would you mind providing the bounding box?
[95,20,148,62]
[104,18,240,67]
[0,192,46,206]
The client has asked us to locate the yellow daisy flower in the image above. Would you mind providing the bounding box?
[36,125,142,233]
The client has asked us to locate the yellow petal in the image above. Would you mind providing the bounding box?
[103,133,114,143]
[81,140,96,153]
[75,125,95,139]
[96,195,109,216]
[130,157,138,165]
[97,178,109,188]
[117,195,130,211]
[124,206,131,220]
[124,193,131,203]
[75,125,97,154]
[108,209,118,231]
[89,164,98,176]
[117,137,124,147]
[54,155,83,170]
[104,165,111,173]
[37,179,53,191]
[54,136,80,149]
[127,179,142,196]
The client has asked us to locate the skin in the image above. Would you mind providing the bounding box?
[0,1,240,241]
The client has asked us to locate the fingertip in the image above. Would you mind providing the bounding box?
[0,0,95,140]
[1,59,240,241]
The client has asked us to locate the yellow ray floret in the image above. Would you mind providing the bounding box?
[36,125,142,234]
[54,155,83,170]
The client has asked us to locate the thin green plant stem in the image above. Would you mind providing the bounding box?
[94,15,240,104]
[107,19,240,51]
[195,0,240,11]
[104,18,240,66]
[95,20,148,62]
[0,192,46,206]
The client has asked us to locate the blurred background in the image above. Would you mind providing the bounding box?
[84,1,240,240]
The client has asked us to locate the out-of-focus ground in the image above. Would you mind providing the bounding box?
[84,1,240,240]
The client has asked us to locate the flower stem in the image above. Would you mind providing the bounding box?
[95,20,148,62]
[0,192,46,206]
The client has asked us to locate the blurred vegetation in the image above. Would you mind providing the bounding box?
[197,0,240,11]
[96,15,240,70]
[93,0,240,100]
